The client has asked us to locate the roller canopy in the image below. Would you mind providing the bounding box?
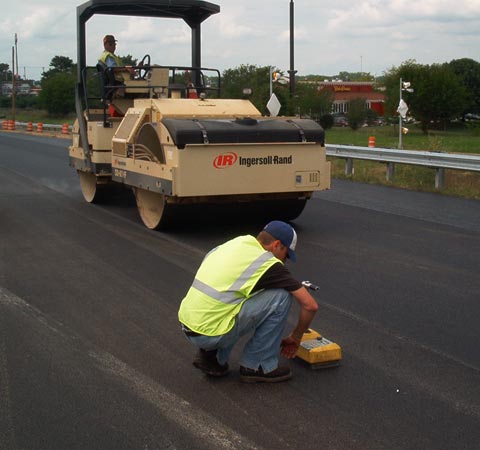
[77,0,220,25]
[76,0,219,73]
[161,118,326,149]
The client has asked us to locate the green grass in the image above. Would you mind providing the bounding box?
[0,108,76,125]
[326,124,480,154]
[327,125,480,199]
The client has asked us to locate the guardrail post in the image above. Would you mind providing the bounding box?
[345,158,353,176]
[435,168,445,189]
[386,162,395,182]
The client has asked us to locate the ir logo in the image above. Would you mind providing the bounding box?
[213,152,238,169]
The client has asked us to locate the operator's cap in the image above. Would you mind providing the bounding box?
[263,220,298,262]
[103,35,117,44]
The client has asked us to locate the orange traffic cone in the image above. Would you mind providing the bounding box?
[368,136,376,148]
[2,120,7,130]
[37,122,43,133]
[27,121,33,132]
[61,123,69,134]
[8,120,15,131]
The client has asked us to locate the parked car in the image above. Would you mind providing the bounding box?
[333,116,349,127]
[465,113,480,121]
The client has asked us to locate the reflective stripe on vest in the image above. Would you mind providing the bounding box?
[191,251,274,304]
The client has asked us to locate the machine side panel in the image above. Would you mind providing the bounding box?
[172,143,330,197]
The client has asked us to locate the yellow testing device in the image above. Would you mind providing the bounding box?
[296,282,342,369]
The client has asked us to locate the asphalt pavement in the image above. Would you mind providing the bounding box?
[1,132,479,450]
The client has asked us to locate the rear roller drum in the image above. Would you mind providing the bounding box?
[257,198,307,222]
[134,188,173,229]
[276,198,307,221]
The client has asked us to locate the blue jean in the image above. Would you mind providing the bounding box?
[184,289,292,373]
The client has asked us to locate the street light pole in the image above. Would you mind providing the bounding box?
[11,46,15,121]
[398,77,403,149]
[398,79,413,149]
[288,0,296,97]
[270,66,273,98]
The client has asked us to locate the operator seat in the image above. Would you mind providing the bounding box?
[96,61,122,102]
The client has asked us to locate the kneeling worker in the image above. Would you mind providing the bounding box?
[178,221,318,383]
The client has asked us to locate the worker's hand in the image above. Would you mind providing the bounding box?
[280,334,301,359]
[125,65,136,77]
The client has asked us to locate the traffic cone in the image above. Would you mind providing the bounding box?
[37,122,43,133]
[368,136,376,148]
[61,123,69,134]
[2,120,7,130]
[27,121,33,132]
[8,120,15,131]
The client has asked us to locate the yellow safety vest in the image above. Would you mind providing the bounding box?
[178,235,281,336]
[98,51,126,82]
[98,50,123,67]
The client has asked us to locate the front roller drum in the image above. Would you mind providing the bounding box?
[134,188,173,229]
[78,171,110,203]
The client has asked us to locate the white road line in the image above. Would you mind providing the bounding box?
[0,286,263,450]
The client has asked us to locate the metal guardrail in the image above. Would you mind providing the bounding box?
[15,121,71,132]
[1,120,72,134]
[326,144,480,189]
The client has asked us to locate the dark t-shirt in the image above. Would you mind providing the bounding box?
[253,262,302,293]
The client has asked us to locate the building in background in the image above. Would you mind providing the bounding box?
[318,81,385,116]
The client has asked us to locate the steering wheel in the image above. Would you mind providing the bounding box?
[137,54,151,79]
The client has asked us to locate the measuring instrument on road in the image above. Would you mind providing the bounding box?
[295,281,342,369]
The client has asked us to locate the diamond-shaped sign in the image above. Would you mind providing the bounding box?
[397,99,409,119]
[267,93,281,117]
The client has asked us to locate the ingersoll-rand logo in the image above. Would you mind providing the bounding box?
[213,152,293,169]
[213,152,238,168]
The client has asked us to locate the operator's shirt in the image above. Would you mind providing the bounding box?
[105,55,118,68]
[253,263,302,293]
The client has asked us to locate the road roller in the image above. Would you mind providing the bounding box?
[69,0,331,229]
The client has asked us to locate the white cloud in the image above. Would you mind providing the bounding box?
[0,0,479,79]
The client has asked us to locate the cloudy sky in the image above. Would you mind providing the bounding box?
[2,0,480,81]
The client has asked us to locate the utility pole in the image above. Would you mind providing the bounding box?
[15,33,19,77]
[11,46,15,121]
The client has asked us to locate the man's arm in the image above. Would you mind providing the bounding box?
[281,286,318,358]
[105,55,135,76]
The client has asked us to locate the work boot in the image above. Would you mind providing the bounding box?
[193,349,229,377]
[239,365,292,383]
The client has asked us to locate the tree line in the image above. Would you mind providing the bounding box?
[1,55,479,133]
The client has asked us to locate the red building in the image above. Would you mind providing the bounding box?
[318,81,385,116]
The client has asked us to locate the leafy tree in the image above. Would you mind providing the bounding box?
[42,56,75,80]
[384,60,468,132]
[293,82,333,121]
[448,58,480,117]
[319,113,334,129]
[365,108,379,126]
[38,72,75,115]
[221,65,334,117]
[416,64,467,130]
[0,63,12,81]
[119,54,138,66]
[347,98,367,130]
[38,56,76,115]
[338,71,375,82]
[222,64,277,115]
